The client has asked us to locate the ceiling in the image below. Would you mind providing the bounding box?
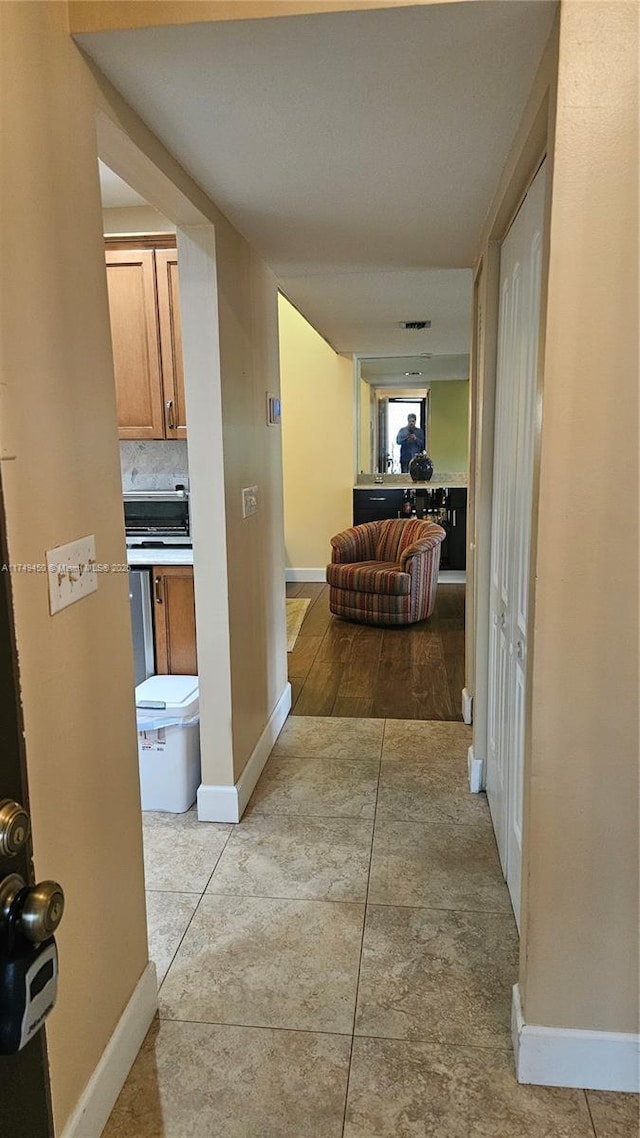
[360,354,469,386]
[282,268,472,356]
[85,2,556,356]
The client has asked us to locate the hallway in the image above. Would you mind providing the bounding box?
[102,716,633,1137]
[287,583,465,719]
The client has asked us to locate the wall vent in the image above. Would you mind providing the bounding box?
[399,320,431,330]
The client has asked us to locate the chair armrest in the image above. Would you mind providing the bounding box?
[330,523,378,564]
[399,526,446,570]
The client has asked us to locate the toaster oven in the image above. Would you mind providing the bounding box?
[123,488,191,546]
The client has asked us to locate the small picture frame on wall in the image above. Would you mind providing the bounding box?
[266,393,281,426]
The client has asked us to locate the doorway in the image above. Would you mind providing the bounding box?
[378,396,427,474]
[97,108,237,820]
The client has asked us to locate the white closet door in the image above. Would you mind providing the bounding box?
[486,160,546,927]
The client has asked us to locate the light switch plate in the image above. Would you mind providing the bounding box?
[242,486,258,518]
[46,536,97,615]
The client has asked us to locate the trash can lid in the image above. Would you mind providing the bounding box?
[135,675,199,718]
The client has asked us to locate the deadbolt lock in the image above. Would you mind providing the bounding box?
[0,800,30,858]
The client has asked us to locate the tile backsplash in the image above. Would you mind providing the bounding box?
[120,440,190,491]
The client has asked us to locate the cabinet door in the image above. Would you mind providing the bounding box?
[353,489,404,525]
[105,249,165,439]
[447,507,467,570]
[152,566,197,675]
[156,249,187,439]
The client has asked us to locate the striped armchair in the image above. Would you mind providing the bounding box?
[327,518,446,626]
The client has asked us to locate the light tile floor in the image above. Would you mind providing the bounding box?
[104,717,639,1138]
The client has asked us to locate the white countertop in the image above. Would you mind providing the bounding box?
[127,546,194,567]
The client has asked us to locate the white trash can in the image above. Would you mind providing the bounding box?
[135,675,200,812]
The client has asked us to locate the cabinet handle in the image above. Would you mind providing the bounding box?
[154,576,163,605]
[166,400,175,430]
[369,496,387,501]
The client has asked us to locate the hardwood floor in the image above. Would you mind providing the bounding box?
[286,582,465,720]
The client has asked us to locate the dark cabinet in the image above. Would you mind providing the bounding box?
[353,488,405,525]
[442,488,467,571]
[352,486,467,570]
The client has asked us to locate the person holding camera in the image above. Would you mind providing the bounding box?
[396,413,425,472]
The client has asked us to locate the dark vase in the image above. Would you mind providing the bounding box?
[408,452,434,482]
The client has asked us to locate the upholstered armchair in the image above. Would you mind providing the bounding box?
[327,518,446,626]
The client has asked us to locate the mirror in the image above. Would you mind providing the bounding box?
[357,355,471,476]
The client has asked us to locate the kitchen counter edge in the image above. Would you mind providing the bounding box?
[127,547,194,567]
[354,479,467,491]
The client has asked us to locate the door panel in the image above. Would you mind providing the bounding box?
[486,271,514,860]
[486,160,546,926]
[153,566,197,676]
[0,486,54,1136]
[156,249,187,439]
[105,249,165,440]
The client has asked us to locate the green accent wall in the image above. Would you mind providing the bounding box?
[429,380,469,471]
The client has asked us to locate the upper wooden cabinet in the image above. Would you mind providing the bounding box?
[155,249,187,439]
[105,241,186,440]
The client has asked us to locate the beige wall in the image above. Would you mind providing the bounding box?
[0,3,147,1130]
[279,295,353,569]
[2,2,288,1130]
[102,203,176,234]
[469,0,638,1039]
[218,244,287,778]
[521,0,639,1033]
[429,380,469,472]
[69,0,435,35]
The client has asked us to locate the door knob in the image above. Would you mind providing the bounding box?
[0,874,63,1055]
[0,874,65,946]
[19,882,65,944]
[0,800,30,858]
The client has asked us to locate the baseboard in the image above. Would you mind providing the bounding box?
[467,745,484,793]
[512,984,640,1092]
[462,687,473,724]
[438,569,466,584]
[60,961,158,1138]
[285,568,326,583]
[197,683,292,823]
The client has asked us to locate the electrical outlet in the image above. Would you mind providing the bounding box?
[242,486,258,518]
[46,536,97,615]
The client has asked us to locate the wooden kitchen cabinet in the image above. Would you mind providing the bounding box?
[152,565,197,675]
[105,240,186,440]
[156,248,187,439]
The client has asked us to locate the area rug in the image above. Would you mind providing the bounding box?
[286,598,310,651]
